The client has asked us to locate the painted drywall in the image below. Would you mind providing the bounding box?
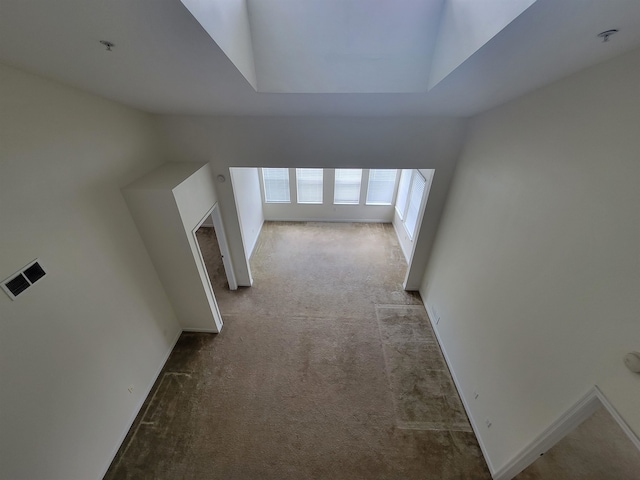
[265,202,395,223]
[173,163,224,330]
[0,63,181,480]
[173,163,219,230]
[229,167,264,258]
[245,0,443,93]
[421,48,640,473]
[392,209,411,263]
[259,168,398,223]
[428,0,537,89]
[179,0,257,89]
[156,116,468,290]
[123,162,222,332]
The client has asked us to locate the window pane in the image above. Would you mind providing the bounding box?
[404,170,427,239]
[296,168,323,204]
[262,168,290,203]
[395,169,412,218]
[366,169,397,205]
[334,169,362,204]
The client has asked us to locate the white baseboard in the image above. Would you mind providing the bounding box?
[99,328,183,479]
[492,388,601,480]
[421,296,496,475]
[263,217,393,223]
[247,219,265,261]
[181,327,219,333]
[593,387,640,452]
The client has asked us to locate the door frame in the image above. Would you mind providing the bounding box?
[210,203,238,290]
[193,203,238,291]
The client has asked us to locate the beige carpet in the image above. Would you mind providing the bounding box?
[105,222,490,479]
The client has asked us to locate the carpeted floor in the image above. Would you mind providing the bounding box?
[104,222,490,479]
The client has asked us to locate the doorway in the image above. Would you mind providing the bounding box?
[193,204,237,315]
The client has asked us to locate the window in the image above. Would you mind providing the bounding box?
[262,168,290,203]
[404,170,426,239]
[296,168,323,203]
[395,169,412,219]
[334,169,362,204]
[366,169,397,205]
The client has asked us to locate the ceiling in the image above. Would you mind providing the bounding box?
[1,0,640,116]
[245,0,444,93]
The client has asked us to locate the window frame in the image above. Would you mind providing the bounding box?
[333,168,363,205]
[365,169,398,206]
[261,168,291,203]
[395,169,412,219]
[296,168,324,204]
[403,170,427,240]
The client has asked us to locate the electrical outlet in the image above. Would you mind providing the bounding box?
[473,391,479,400]
[485,418,492,429]
[128,385,134,394]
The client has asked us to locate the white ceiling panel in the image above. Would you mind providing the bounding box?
[246,0,445,92]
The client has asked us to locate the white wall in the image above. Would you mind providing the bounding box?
[392,209,411,262]
[229,167,264,259]
[179,0,257,89]
[123,162,222,332]
[174,163,224,330]
[156,116,468,290]
[428,0,537,89]
[264,202,395,223]
[245,0,442,94]
[0,63,181,480]
[421,48,640,474]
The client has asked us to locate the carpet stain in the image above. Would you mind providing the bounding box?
[376,305,472,432]
[105,222,490,479]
